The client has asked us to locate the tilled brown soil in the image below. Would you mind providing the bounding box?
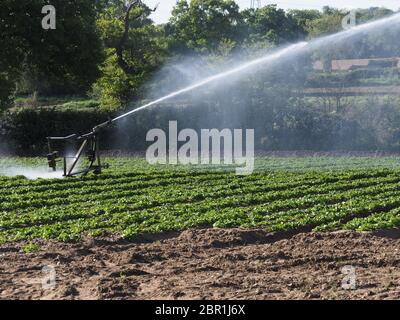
[1,228,400,300]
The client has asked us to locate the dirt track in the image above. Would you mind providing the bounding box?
[1,228,400,300]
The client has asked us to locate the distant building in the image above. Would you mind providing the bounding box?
[313,57,400,71]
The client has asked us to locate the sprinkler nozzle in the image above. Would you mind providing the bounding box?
[93,119,113,133]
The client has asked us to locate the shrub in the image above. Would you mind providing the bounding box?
[0,108,112,155]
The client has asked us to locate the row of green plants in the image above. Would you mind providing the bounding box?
[1,157,400,242]
[2,170,396,224]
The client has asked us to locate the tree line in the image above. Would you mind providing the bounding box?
[0,0,397,111]
[2,1,400,154]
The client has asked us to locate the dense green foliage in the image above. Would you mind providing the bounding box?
[1,1,398,111]
[0,108,111,154]
[95,2,167,109]
[0,0,103,105]
[168,0,243,53]
[3,94,400,154]
[1,157,400,242]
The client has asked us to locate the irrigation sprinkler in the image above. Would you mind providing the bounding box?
[45,11,400,178]
[47,120,112,177]
[45,43,307,178]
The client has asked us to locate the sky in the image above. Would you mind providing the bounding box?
[143,0,400,24]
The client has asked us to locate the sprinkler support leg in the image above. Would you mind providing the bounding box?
[67,139,88,177]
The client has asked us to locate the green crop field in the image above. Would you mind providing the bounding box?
[1,157,400,243]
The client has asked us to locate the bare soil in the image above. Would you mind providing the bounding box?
[1,228,400,300]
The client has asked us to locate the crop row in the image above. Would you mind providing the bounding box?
[2,172,399,224]
[1,174,400,241]
[1,156,400,243]
[0,169,395,212]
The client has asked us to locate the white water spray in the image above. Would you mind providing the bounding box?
[112,42,308,121]
[112,12,400,123]
[0,166,63,179]
[309,12,400,49]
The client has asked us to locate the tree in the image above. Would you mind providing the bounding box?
[305,7,344,38]
[305,6,399,63]
[0,0,103,106]
[241,5,304,45]
[95,0,167,110]
[167,0,243,54]
[357,7,394,22]
[287,9,322,34]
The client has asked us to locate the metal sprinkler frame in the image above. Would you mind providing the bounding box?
[47,120,112,177]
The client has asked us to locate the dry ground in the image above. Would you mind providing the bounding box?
[1,228,400,300]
